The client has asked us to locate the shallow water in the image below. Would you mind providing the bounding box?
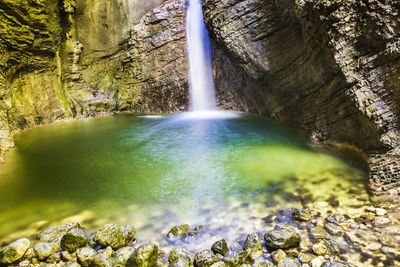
[0,112,368,251]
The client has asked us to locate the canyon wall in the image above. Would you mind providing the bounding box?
[0,0,399,197]
[204,0,400,197]
[0,0,188,161]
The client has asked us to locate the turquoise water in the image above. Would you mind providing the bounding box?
[0,112,368,247]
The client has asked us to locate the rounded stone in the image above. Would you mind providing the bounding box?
[61,228,88,253]
[324,223,344,236]
[264,229,301,249]
[309,227,326,240]
[211,239,228,256]
[312,242,328,256]
[271,249,286,263]
[168,248,194,267]
[40,222,81,244]
[127,244,158,267]
[194,249,219,267]
[94,224,136,249]
[76,247,97,267]
[277,258,301,267]
[115,246,135,265]
[0,238,30,264]
[292,209,312,222]
[325,240,340,256]
[33,242,59,261]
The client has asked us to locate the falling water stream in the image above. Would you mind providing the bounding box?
[186,0,216,111]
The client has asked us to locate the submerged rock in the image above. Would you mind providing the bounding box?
[61,228,88,252]
[40,222,80,244]
[309,227,327,240]
[127,244,158,267]
[0,238,30,264]
[277,258,301,267]
[264,227,301,249]
[312,242,328,256]
[292,209,312,222]
[325,240,340,256]
[167,224,190,242]
[194,249,219,267]
[271,249,286,263]
[211,239,228,256]
[33,242,59,260]
[94,224,135,249]
[324,223,344,236]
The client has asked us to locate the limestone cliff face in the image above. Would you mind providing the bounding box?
[203,0,400,196]
[0,0,188,161]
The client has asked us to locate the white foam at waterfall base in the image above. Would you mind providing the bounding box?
[186,0,217,111]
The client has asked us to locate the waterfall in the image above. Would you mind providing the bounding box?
[186,0,217,111]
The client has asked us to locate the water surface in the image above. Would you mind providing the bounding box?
[0,112,368,250]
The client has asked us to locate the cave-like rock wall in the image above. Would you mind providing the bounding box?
[204,0,400,197]
[0,0,188,161]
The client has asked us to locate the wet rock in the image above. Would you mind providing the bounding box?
[344,232,361,245]
[61,250,77,262]
[210,261,227,267]
[33,242,59,260]
[167,224,189,242]
[264,228,301,249]
[40,222,80,244]
[115,246,135,265]
[325,215,345,224]
[378,235,396,247]
[312,242,327,256]
[372,217,391,227]
[243,232,262,259]
[380,246,400,257]
[277,258,301,267]
[324,223,344,236]
[94,224,135,249]
[0,238,30,264]
[224,250,249,266]
[181,231,200,243]
[310,256,324,267]
[211,239,228,256]
[21,247,34,261]
[325,240,340,256]
[47,252,61,263]
[375,208,387,216]
[93,253,114,267]
[76,247,97,267]
[309,227,326,240]
[285,248,299,258]
[194,250,219,267]
[63,263,82,267]
[298,253,314,263]
[299,237,312,252]
[194,225,204,231]
[292,209,312,222]
[271,249,286,263]
[168,248,194,267]
[127,243,158,267]
[19,260,30,267]
[61,228,88,253]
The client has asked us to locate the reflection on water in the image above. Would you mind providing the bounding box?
[0,112,368,249]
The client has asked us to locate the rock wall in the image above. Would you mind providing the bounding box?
[0,0,188,161]
[203,0,400,197]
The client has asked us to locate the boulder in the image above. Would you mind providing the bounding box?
[40,222,80,244]
[76,247,97,267]
[33,242,59,261]
[61,228,88,252]
[211,239,228,256]
[194,249,219,267]
[127,244,158,267]
[0,238,30,264]
[264,228,300,249]
[243,232,262,259]
[94,224,135,249]
[292,209,312,222]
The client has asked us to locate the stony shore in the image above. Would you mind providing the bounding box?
[0,203,399,267]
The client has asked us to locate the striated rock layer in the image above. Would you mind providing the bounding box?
[203,0,400,197]
[0,0,188,161]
